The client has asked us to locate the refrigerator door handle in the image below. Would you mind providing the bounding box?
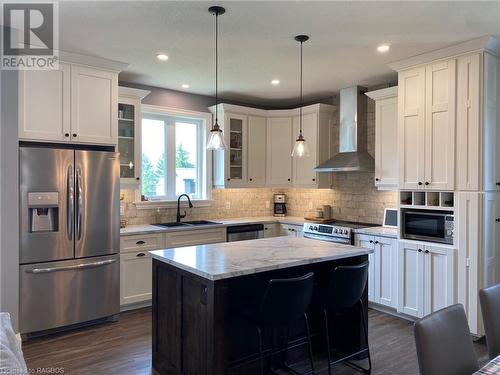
[25,259,117,274]
[67,165,74,240]
[76,167,83,240]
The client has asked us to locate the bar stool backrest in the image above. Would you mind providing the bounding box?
[322,262,369,312]
[480,284,500,359]
[259,272,315,327]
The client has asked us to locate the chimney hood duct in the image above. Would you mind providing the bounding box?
[315,86,375,172]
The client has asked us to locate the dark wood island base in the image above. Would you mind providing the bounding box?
[152,254,369,375]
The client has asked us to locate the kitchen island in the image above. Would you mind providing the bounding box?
[150,237,372,375]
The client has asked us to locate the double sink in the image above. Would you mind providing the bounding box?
[153,220,221,228]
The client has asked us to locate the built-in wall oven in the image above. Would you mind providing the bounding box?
[401,209,454,244]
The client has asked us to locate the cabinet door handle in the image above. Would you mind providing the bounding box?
[227,178,230,181]
[136,253,146,257]
[369,240,373,243]
[496,182,500,186]
[375,241,379,244]
[136,240,145,245]
[425,182,430,186]
[375,178,380,182]
[418,182,423,186]
[418,249,423,253]
[287,178,291,182]
[425,250,430,254]
[264,227,268,230]
[72,133,77,137]
[496,218,500,223]
[136,177,140,181]
[249,178,253,181]
[312,178,316,182]
[65,133,70,138]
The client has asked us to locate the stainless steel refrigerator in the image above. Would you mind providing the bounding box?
[19,145,120,334]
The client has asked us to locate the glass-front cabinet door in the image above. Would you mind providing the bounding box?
[118,96,141,186]
[225,113,247,187]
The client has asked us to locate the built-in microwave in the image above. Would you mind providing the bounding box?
[401,209,454,245]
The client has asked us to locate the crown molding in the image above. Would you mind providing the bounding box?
[388,35,500,72]
[365,86,398,101]
[119,86,151,100]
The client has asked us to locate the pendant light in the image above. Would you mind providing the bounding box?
[291,34,310,158]
[206,6,228,151]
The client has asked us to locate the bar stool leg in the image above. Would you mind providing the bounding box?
[304,313,316,374]
[323,309,332,375]
[256,325,264,375]
[359,300,372,374]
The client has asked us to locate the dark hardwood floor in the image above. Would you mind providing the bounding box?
[22,308,489,375]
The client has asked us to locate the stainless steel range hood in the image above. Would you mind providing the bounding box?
[315,86,375,172]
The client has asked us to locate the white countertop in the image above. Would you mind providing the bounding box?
[149,236,372,281]
[120,216,306,236]
[353,226,398,238]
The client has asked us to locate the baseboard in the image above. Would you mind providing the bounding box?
[120,300,152,312]
[368,302,416,322]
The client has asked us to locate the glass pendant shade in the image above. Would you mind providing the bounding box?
[292,134,310,157]
[207,124,227,150]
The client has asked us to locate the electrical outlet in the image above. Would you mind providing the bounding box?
[226,201,231,210]
[308,202,313,210]
[265,201,270,209]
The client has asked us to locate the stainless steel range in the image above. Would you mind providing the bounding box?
[303,221,378,244]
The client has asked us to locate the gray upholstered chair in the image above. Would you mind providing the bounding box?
[414,304,479,375]
[479,284,500,359]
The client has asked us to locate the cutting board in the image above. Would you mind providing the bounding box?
[303,217,336,224]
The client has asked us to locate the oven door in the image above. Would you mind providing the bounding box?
[402,211,450,244]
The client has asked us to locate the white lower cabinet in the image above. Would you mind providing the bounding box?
[398,240,455,318]
[280,224,303,237]
[355,234,398,308]
[263,223,280,238]
[120,233,165,307]
[165,227,226,248]
[120,251,152,305]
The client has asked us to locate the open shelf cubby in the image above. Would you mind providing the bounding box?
[400,191,455,209]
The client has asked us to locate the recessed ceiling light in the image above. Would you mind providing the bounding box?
[377,44,390,53]
[181,84,190,89]
[156,53,169,61]
[271,79,280,85]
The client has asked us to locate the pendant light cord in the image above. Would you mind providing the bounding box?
[215,11,219,127]
[299,39,303,137]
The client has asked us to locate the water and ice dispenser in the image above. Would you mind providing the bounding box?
[28,192,59,232]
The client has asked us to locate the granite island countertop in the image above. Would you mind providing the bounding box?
[149,236,372,281]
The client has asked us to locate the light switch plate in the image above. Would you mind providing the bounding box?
[265,201,270,209]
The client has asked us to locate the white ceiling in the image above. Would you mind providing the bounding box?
[59,1,500,106]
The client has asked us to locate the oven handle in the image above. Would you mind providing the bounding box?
[303,233,351,244]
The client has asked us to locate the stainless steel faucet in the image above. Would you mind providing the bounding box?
[176,194,193,223]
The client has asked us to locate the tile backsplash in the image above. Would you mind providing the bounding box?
[120,178,397,226]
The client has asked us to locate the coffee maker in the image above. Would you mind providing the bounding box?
[273,194,287,217]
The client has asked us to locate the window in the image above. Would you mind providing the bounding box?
[141,106,210,201]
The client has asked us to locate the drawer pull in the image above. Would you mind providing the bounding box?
[136,253,146,257]
[136,240,146,245]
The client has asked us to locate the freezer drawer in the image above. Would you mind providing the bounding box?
[20,254,119,334]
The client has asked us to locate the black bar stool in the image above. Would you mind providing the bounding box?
[320,262,371,374]
[240,272,316,375]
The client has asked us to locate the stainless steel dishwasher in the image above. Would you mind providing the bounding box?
[226,224,265,242]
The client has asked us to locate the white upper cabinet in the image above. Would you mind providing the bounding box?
[398,60,456,190]
[266,117,293,186]
[19,63,71,142]
[398,66,426,190]
[483,53,500,191]
[366,87,398,190]
[424,60,456,190]
[247,116,267,186]
[19,60,121,146]
[210,103,334,188]
[71,65,118,145]
[456,54,481,191]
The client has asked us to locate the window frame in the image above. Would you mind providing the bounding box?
[136,104,212,209]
